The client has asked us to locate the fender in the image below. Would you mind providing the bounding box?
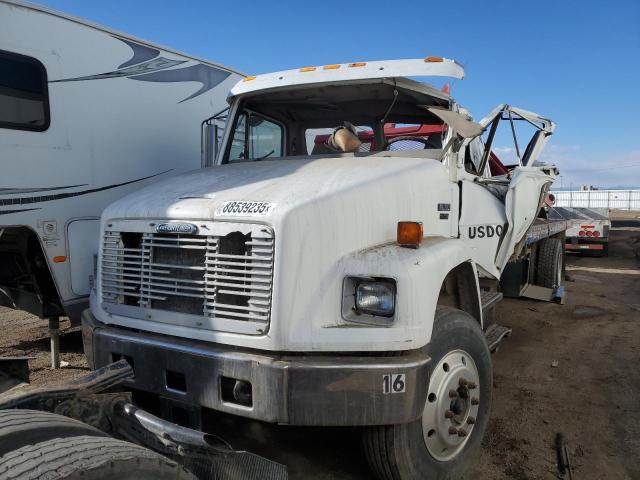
[339,236,482,349]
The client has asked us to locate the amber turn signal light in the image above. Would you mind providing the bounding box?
[53,255,66,263]
[397,221,423,249]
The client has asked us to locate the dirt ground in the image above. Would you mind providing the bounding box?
[1,224,639,479]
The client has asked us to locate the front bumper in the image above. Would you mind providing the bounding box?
[82,310,430,426]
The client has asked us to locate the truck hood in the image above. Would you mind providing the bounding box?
[103,155,442,221]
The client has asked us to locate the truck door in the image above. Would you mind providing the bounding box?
[462,105,557,275]
[494,166,555,271]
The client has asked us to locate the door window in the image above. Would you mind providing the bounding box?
[228,111,283,162]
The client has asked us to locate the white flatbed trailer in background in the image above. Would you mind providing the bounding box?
[550,207,610,256]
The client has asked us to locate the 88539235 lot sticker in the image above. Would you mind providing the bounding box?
[215,201,277,217]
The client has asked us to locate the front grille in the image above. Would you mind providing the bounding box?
[100,223,274,326]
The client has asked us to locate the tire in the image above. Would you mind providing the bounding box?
[536,238,564,288]
[363,307,492,480]
[527,242,539,285]
[0,435,197,480]
[0,410,107,457]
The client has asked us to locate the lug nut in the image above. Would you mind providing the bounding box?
[459,378,468,387]
[457,428,468,437]
[471,397,479,405]
[448,427,458,435]
[449,389,458,398]
[467,416,476,425]
[445,410,454,419]
[467,382,477,390]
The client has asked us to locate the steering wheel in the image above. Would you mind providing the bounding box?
[383,136,431,151]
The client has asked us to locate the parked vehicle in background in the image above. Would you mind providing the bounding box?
[0,0,242,324]
[551,207,610,256]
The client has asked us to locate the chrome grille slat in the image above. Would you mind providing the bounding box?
[100,225,274,326]
[204,302,270,313]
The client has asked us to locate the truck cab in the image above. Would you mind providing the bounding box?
[82,57,557,479]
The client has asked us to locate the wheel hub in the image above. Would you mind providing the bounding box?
[422,349,480,461]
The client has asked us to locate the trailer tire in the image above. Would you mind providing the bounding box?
[0,435,197,480]
[363,307,492,480]
[0,410,107,457]
[536,238,564,288]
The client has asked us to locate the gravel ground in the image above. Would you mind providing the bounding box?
[1,226,638,479]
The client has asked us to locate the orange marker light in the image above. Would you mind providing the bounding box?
[53,255,67,263]
[243,75,257,82]
[397,221,424,249]
[425,56,444,63]
[323,64,341,70]
[348,62,367,68]
[299,67,316,72]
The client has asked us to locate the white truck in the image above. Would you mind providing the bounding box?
[0,0,241,326]
[81,57,564,479]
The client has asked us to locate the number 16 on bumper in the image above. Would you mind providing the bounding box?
[382,373,406,394]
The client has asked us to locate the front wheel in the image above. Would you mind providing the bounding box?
[363,307,492,480]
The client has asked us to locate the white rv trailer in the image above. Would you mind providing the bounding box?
[0,0,242,324]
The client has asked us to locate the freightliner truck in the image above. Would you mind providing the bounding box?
[73,57,567,479]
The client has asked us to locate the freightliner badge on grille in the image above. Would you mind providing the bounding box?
[155,223,198,234]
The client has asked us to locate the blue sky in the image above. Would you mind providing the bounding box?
[40,0,640,187]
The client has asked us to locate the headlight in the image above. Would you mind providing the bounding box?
[355,280,396,317]
[341,277,397,326]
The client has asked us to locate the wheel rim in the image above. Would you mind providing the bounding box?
[422,349,480,462]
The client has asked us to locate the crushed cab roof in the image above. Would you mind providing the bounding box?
[229,57,464,98]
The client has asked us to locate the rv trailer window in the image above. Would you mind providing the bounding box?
[0,50,49,132]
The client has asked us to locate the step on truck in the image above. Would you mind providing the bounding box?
[72,57,566,479]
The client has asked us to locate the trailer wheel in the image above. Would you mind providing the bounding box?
[0,409,107,456]
[536,238,564,289]
[363,307,492,480]
[0,435,197,480]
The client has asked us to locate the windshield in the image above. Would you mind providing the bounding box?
[222,81,449,164]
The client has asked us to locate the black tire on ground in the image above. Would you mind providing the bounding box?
[363,307,492,480]
[0,410,107,457]
[0,435,197,480]
[536,238,564,288]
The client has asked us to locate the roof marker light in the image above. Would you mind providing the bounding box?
[243,75,256,82]
[323,64,341,70]
[348,62,367,68]
[425,56,444,63]
[300,67,317,72]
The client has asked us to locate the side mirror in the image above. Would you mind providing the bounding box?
[201,108,229,168]
[202,122,216,168]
